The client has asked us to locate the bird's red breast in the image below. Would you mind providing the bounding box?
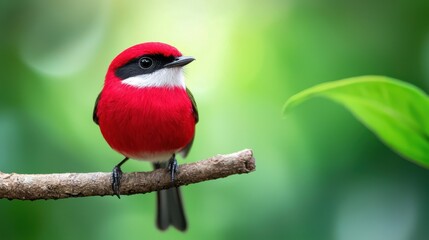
[97,75,196,159]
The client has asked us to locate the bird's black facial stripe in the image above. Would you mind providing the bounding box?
[115,54,176,80]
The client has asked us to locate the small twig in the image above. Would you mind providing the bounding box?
[0,149,255,200]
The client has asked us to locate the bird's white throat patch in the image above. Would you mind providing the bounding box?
[121,68,186,88]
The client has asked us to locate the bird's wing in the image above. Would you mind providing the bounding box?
[93,92,101,125]
[186,87,199,123]
[179,88,199,158]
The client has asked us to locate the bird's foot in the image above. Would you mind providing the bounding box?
[167,155,178,184]
[111,157,129,199]
[112,165,123,199]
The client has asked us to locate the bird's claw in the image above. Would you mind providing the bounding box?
[168,156,178,184]
[112,165,123,199]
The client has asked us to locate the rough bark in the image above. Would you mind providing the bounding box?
[0,149,255,200]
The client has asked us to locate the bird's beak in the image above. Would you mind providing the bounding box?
[164,56,195,68]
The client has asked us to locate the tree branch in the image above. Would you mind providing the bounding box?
[0,149,255,200]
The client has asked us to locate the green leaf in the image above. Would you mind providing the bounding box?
[283,75,429,168]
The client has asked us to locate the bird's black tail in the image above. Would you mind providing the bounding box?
[153,163,187,231]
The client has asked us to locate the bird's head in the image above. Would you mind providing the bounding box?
[105,42,194,88]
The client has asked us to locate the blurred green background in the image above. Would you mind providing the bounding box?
[1,0,429,239]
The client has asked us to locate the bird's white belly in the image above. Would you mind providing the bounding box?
[123,150,180,163]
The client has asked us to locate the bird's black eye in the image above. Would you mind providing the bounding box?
[139,57,153,69]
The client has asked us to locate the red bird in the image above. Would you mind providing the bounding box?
[93,42,198,231]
